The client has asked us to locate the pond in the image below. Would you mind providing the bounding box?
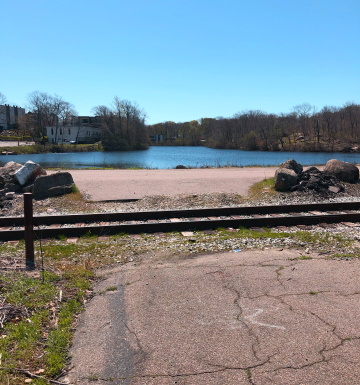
[1,146,360,169]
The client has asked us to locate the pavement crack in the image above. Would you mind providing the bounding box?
[131,361,270,382]
[275,266,286,288]
[76,365,261,383]
[246,368,256,385]
[124,322,147,367]
[209,268,265,363]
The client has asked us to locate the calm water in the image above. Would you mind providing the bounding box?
[1,146,360,169]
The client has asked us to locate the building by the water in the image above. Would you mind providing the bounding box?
[0,105,25,131]
[46,116,102,144]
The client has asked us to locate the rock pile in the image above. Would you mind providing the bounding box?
[0,160,75,212]
[274,159,359,195]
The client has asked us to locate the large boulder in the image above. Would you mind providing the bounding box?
[279,159,303,175]
[274,168,298,191]
[33,172,75,200]
[14,160,47,186]
[0,161,23,185]
[324,159,359,183]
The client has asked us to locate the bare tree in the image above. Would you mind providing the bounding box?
[27,91,77,139]
[0,92,8,130]
[93,97,148,150]
[292,103,315,138]
[0,92,7,104]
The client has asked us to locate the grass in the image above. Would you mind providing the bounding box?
[216,226,291,240]
[0,238,119,384]
[0,143,102,155]
[327,252,360,259]
[247,177,276,200]
[0,271,77,383]
[292,231,352,248]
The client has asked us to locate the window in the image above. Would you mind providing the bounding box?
[51,128,54,135]
[60,129,62,135]
[68,128,71,135]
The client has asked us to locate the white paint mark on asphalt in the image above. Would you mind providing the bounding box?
[244,308,286,330]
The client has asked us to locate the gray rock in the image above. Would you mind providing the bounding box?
[324,159,359,183]
[274,168,298,191]
[305,166,320,173]
[33,172,74,200]
[328,186,341,193]
[5,192,15,200]
[0,161,23,185]
[4,183,21,192]
[14,160,47,186]
[279,159,303,175]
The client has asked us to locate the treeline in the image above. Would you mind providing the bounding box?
[3,89,360,152]
[148,103,360,152]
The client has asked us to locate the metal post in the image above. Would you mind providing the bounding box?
[24,192,35,270]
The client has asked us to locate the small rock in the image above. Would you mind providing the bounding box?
[279,159,303,174]
[4,192,14,200]
[181,231,194,237]
[4,183,21,192]
[328,186,341,193]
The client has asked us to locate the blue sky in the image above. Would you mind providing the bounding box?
[1,0,359,124]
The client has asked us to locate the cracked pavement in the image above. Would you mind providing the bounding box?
[64,249,360,384]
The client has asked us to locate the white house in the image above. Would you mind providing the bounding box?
[46,116,102,144]
[0,105,25,131]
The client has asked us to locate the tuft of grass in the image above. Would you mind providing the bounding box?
[71,184,80,194]
[293,231,352,247]
[45,299,83,377]
[297,255,313,260]
[327,252,360,259]
[217,226,291,240]
[248,178,276,200]
[106,286,118,292]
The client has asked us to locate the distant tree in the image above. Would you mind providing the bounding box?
[342,102,360,141]
[292,103,315,138]
[27,91,77,139]
[0,92,7,104]
[93,97,149,151]
[0,93,7,129]
[242,130,259,150]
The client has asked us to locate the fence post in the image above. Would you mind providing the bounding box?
[24,192,35,270]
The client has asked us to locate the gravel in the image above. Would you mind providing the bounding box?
[1,182,360,261]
